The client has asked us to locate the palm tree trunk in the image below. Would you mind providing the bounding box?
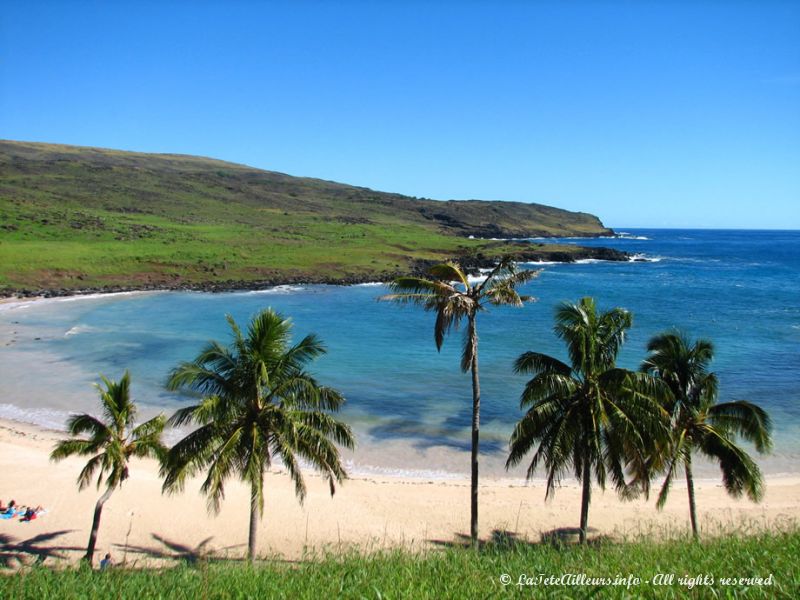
[248,481,259,563]
[579,459,591,544]
[685,456,699,540]
[85,486,114,565]
[468,314,480,546]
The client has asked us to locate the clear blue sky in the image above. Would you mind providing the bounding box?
[2,1,799,229]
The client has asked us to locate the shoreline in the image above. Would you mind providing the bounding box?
[0,245,631,300]
[3,415,798,485]
[1,416,798,566]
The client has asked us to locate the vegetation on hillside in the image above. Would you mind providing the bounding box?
[0,140,616,293]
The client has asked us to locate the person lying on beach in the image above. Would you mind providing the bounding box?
[20,505,44,522]
[0,501,19,519]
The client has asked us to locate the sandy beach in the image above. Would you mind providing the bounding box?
[1,417,798,568]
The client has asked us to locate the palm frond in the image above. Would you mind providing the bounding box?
[64,413,112,440]
[129,414,168,462]
[280,334,326,370]
[482,266,541,306]
[655,431,690,509]
[708,401,773,453]
[513,351,571,377]
[200,425,245,514]
[161,423,222,493]
[435,304,462,351]
[50,438,96,461]
[96,372,135,432]
[289,410,356,449]
[519,373,577,409]
[270,433,308,503]
[698,424,764,501]
[166,357,235,399]
[381,277,455,301]
[427,263,469,288]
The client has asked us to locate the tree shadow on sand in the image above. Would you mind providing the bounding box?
[116,533,246,565]
[428,527,613,551]
[0,529,83,568]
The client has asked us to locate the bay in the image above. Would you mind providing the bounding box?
[1,229,798,479]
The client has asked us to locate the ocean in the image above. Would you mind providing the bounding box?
[1,229,798,480]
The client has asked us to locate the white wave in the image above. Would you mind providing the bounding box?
[465,233,651,242]
[615,232,650,240]
[239,285,305,295]
[353,282,385,287]
[628,254,664,263]
[466,236,549,242]
[343,459,465,481]
[64,324,97,337]
[0,301,35,313]
[678,257,721,264]
[0,403,69,432]
[0,291,158,313]
[520,260,560,266]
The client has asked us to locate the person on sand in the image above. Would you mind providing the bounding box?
[100,553,112,570]
[20,505,43,522]
[3,500,16,514]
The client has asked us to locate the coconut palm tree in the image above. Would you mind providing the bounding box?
[161,308,355,562]
[51,372,166,565]
[506,297,668,543]
[380,257,539,544]
[641,331,772,539]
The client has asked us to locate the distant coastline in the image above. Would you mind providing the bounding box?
[0,140,619,296]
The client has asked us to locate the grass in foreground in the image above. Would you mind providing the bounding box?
[3,528,798,599]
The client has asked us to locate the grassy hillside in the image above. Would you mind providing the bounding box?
[0,140,613,293]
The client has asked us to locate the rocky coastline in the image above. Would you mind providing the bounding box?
[0,246,632,300]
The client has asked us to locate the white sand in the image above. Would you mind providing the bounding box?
[1,417,797,567]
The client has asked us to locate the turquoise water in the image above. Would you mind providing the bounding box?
[1,229,798,478]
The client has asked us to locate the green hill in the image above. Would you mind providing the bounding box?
[0,140,615,293]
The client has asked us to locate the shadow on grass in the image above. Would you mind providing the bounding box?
[428,527,613,552]
[0,529,83,568]
[115,533,247,566]
[539,527,615,547]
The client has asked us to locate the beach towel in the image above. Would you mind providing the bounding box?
[0,509,19,520]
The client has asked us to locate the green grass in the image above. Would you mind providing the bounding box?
[0,140,612,292]
[3,529,798,599]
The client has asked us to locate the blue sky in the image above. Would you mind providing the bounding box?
[1,1,798,229]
